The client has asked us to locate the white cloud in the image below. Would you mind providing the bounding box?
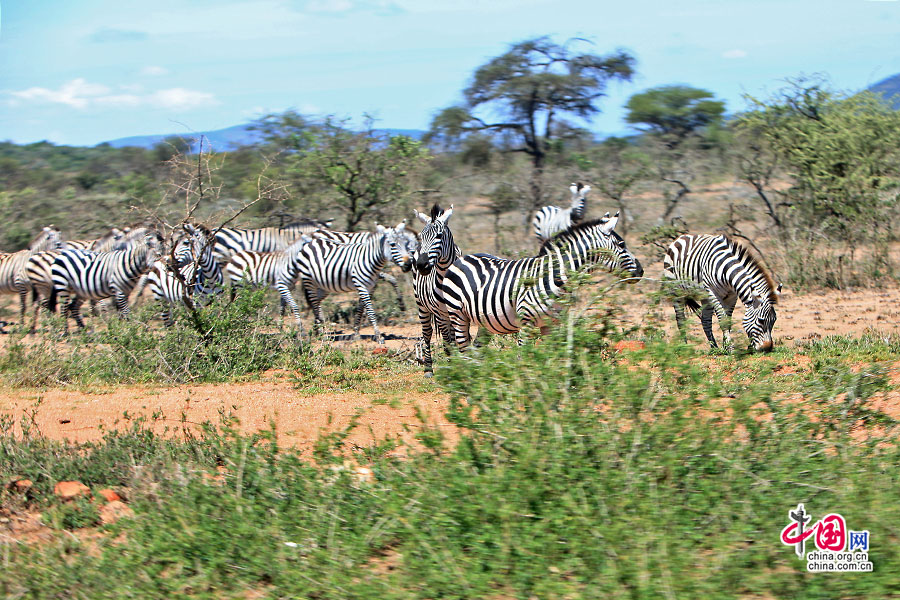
[141,65,169,76]
[150,88,218,109]
[722,49,748,59]
[7,78,217,111]
[11,78,111,109]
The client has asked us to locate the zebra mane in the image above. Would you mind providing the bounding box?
[724,235,779,304]
[29,225,59,246]
[536,217,617,256]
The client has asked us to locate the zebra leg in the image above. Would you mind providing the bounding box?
[700,303,718,348]
[418,307,435,376]
[18,286,28,322]
[276,281,304,337]
[378,272,405,312]
[301,282,325,331]
[718,293,738,350]
[113,289,131,318]
[354,286,382,343]
[352,300,365,340]
[448,308,473,353]
[68,298,86,330]
[673,302,688,341]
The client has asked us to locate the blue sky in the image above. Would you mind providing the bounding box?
[1,0,899,146]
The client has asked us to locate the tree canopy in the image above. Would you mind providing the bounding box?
[625,85,725,145]
[429,36,635,222]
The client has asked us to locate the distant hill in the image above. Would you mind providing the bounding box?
[100,124,426,151]
[867,73,900,109]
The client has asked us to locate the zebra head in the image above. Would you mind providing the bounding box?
[572,212,643,280]
[743,285,779,352]
[31,225,63,252]
[387,220,418,273]
[413,204,454,276]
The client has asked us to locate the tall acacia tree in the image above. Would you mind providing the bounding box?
[429,37,635,228]
[625,85,725,222]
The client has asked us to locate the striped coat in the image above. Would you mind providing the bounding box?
[298,225,403,342]
[224,236,313,330]
[663,234,780,352]
[532,183,590,242]
[213,219,330,266]
[411,205,459,375]
[146,224,223,326]
[1,226,63,320]
[48,238,160,331]
[441,214,643,352]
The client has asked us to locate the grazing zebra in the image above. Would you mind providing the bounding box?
[298,223,406,343]
[1,226,63,321]
[314,222,418,311]
[224,235,314,331]
[533,182,590,242]
[213,219,331,266]
[48,234,161,332]
[441,214,643,353]
[663,234,780,352]
[411,204,460,376]
[145,223,223,326]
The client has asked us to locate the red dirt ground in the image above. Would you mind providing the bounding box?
[0,285,899,449]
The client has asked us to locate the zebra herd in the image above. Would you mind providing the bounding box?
[0,181,780,374]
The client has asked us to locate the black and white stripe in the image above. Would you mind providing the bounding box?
[314,222,417,312]
[532,182,590,242]
[48,235,161,332]
[663,234,780,352]
[224,236,313,331]
[411,204,460,375]
[298,224,406,342]
[441,214,643,352]
[213,219,331,266]
[1,226,63,320]
[146,223,223,326]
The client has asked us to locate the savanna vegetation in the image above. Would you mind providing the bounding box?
[2,36,900,598]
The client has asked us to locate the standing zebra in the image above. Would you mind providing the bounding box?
[663,234,780,352]
[313,222,418,311]
[298,223,407,343]
[213,219,331,266]
[441,214,643,353]
[411,204,460,376]
[48,234,161,332]
[532,182,590,242]
[1,226,63,321]
[145,223,223,326]
[224,235,314,331]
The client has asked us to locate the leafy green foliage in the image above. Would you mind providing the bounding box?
[626,85,726,145]
[1,304,898,598]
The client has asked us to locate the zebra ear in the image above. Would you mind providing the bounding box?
[600,212,619,234]
[414,210,430,225]
[776,283,783,296]
[395,220,406,232]
[579,184,591,199]
[437,204,454,224]
[376,224,387,234]
[569,182,579,198]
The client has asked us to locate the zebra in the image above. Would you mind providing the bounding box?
[441,213,643,353]
[297,223,407,343]
[532,182,590,242]
[313,222,418,312]
[1,226,63,321]
[48,233,161,332]
[213,219,331,266]
[223,235,314,332]
[145,223,223,326]
[411,204,460,376]
[662,234,780,352]
[63,227,126,252]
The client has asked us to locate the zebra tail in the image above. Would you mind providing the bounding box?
[685,297,702,316]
